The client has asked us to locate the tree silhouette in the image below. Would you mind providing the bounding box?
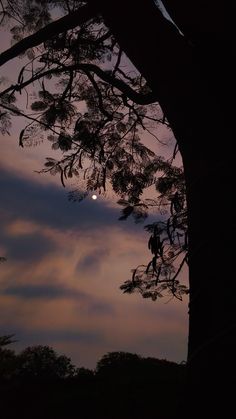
[0,0,234,415]
[0,335,17,380]
[0,335,16,347]
[96,351,141,378]
[0,339,185,419]
[17,345,76,380]
[95,351,185,418]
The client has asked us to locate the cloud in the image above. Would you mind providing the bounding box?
[0,166,154,235]
[12,328,104,345]
[88,301,114,315]
[76,247,110,274]
[3,284,82,299]
[2,233,56,261]
[1,283,115,314]
[0,165,155,273]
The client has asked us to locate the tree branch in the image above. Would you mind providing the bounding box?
[82,69,113,120]
[0,3,99,68]
[90,0,194,157]
[0,102,60,135]
[79,64,157,105]
[0,62,157,105]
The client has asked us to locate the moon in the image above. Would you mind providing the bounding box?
[91,194,97,200]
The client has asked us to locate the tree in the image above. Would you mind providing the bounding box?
[96,351,184,384]
[96,351,141,378]
[95,351,185,418]
[0,335,17,380]
[16,345,76,380]
[0,0,234,415]
[0,338,75,381]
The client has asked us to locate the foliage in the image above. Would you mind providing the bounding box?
[0,338,76,381]
[96,350,185,382]
[17,345,76,379]
[0,0,188,300]
[96,351,141,376]
[0,338,185,418]
[0,335,17,379]
[0,334,16,347]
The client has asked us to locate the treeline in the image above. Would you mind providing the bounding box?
[0,335,186,419]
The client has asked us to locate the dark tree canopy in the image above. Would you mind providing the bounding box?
[0,335,18,380]
[0,337,76,380]
[0,337,185,419]
[16,345,76,379]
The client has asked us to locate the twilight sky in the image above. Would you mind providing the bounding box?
[0,20,188,369]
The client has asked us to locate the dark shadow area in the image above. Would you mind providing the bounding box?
[0,337,186,419]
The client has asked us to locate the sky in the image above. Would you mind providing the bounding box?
[0,13,188,369]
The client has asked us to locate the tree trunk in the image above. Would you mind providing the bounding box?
[186,157,235,417]
[99,0,235,415]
